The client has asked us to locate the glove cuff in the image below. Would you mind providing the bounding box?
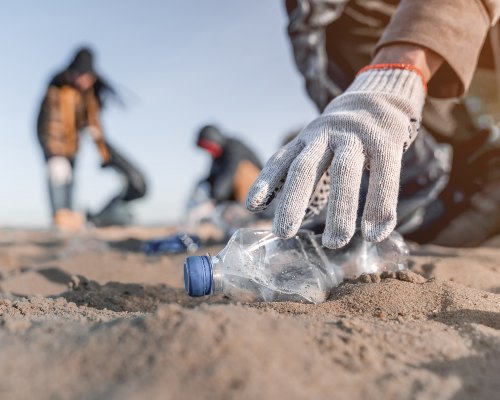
[349,65,427,101]
[358,64,427,91]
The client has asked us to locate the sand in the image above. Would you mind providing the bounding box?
[0,227,499,400]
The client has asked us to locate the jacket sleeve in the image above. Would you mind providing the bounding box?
[38,86,79,158]
[38,87,62,154]
[212,154,261,204]
[210,140,255,202]
[84,90,111,164]
[286,0,350,110]
[211,156,240,202]
[483,0,500,22]
[376,0,500,98]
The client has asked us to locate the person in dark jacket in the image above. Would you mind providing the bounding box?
[196,125,262,205]
[37,47,147,230]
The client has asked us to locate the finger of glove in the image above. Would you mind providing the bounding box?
[323,141,365,249]
[362,151,402,242]
[273,141,332,238]
[246,140,303,212]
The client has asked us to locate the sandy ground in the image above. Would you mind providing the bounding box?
[0,226,499,400]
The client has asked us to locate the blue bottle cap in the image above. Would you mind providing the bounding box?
[184,255,213,297]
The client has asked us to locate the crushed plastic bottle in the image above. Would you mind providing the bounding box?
[143,233,201,255]
[184,228,409,304]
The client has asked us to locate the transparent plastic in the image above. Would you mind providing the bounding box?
[209,229,409,304]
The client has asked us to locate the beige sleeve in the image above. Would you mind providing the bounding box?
[376,0,498,98]
[483,0,500,23]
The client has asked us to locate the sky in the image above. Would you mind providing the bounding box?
[0,1,317,227]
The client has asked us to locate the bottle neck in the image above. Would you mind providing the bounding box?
[211,255,224,294]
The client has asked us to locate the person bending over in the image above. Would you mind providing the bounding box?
[247,0,500,248]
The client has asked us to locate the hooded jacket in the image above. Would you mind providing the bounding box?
[37,49,110,162]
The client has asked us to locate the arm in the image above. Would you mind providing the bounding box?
[247,0,499,248]
[372,45,443,83]
[377,0,499,97]
[211,154,241,202]
[38,87,65,156]
[84,91,111,165]
[286,0,350,110]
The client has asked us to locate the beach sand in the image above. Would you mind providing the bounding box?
[0,226,499,400]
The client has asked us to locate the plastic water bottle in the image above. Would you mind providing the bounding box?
[184,229,409,304]
[143,233,201,255]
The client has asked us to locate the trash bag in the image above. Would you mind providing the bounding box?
[88,141,147,227]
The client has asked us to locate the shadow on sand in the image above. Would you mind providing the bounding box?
[57,279,229,313]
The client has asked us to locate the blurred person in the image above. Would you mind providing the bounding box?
[196,125,262,205]
[189,124,267,238]
[37,47,147,230]
[246,0,500,248]
[141,125,264,256]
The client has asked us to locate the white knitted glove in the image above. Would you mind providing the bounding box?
[247,66,426,248]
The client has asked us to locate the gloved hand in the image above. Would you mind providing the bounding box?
[247,65,427,248]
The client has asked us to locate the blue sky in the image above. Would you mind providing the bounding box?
[0,1,317,227]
